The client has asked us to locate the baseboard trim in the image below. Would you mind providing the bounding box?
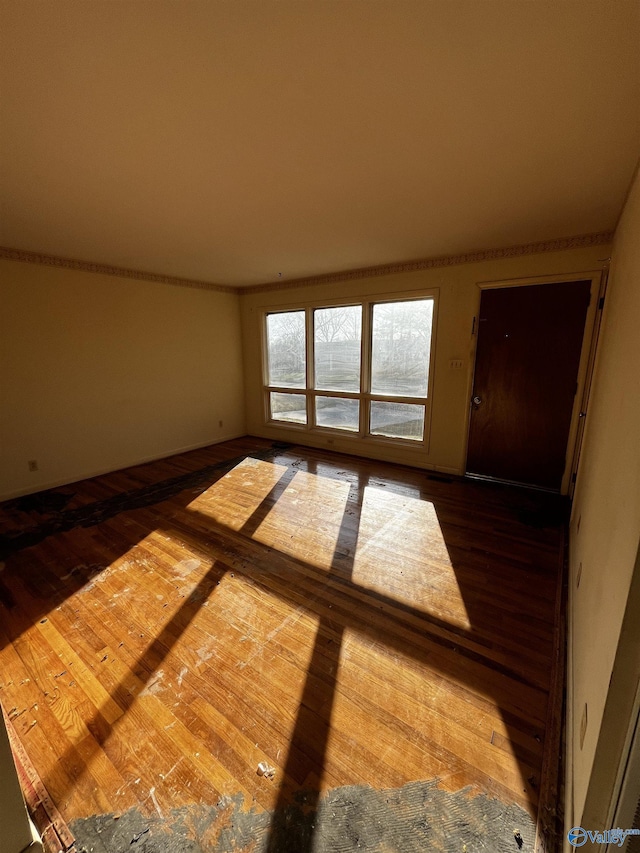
[247,426,465,475]
[535,520,570,853]
[0,433,246,502]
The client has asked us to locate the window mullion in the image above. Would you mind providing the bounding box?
[360,300,372,437]
[306,307,315,428]
[369,394,428,406]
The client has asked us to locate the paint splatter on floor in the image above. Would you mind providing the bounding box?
[71,780,535,853]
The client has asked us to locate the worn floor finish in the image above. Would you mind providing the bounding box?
[0,437,564,852]
[70,782,536,853]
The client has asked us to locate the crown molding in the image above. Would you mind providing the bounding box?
[1,231,614,296]
[239,231,614,296]
[0,246,236,294]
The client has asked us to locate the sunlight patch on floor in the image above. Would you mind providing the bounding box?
[186,457,290,530]
[251,469,351,572]
[352,487,471,629]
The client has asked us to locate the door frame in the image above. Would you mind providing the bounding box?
[463,268,608,495]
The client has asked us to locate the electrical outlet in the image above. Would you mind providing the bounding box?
[28,460,38,472]
[577,562,582,588]
[450,359,464,369]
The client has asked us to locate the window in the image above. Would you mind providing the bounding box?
[266,311,306,388]
[264,296,434,444]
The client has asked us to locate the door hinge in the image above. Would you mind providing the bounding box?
[598,295,606,310]
[471,316,477,335]
[572,472,577,484]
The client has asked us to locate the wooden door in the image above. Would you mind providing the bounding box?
[466,280,591,490]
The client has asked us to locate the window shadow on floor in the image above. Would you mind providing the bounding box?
[0,441,566,851]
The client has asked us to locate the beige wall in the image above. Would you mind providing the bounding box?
[241,244,610,475]
[568,167,640,830]
[0,260,246,500]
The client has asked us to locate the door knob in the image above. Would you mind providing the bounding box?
[473,396,482,406]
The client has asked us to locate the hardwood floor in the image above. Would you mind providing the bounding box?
[0,437,565,852]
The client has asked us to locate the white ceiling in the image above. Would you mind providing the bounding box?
[1,1,638,287]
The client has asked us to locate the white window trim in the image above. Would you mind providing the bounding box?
[261,289,438,451]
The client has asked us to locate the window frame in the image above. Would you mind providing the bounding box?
[261,289,438,450]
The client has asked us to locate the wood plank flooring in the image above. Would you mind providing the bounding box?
[0,437,565,852]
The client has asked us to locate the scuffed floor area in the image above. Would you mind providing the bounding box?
[0,437,565,852]
[71,781,535,853]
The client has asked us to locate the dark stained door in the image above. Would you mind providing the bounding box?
[466,280,591,490]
